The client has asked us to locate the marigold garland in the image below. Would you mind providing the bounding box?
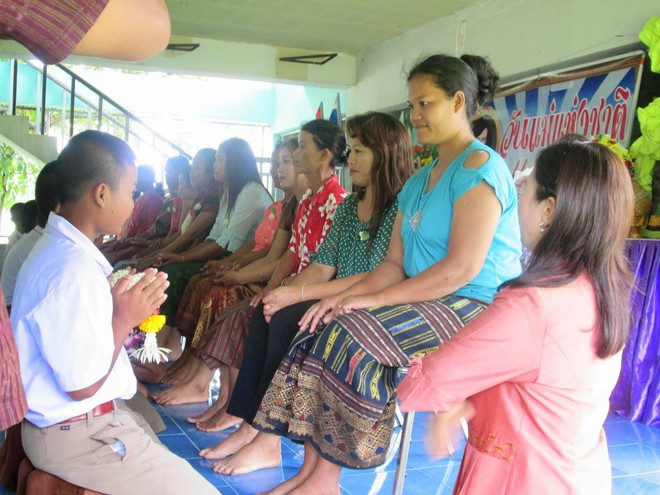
[139,314,166,333]
[110,269,170,364]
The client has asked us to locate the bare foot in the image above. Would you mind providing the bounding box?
[287,478,340,495]
[162,360,194,385]
[199,422,255,460]
[286,455,341,495]
[196,407,241,432]
[132,362,167,384]
[212,445,280,476]
[188,398,223,424]
[213,433,282,475]
[150,380,209,405]
[262,474,307,495]
[162,348,194,385]
[262,443,318,495]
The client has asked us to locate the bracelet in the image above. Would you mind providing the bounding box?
[301,284,306,301]
[181,254,185,263]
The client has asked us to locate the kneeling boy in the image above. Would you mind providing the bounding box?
[11,131,219,495]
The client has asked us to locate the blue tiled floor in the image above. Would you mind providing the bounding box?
[2,402,659,494]
[147,401,660,495]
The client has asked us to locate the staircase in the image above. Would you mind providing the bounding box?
[0,115,58,165]
[0,58,189,166]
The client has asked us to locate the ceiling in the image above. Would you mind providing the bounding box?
[165,0,481,54]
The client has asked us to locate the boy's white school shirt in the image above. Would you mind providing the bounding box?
[11,213,136,427]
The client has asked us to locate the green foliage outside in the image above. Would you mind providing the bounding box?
[0,143,41,231]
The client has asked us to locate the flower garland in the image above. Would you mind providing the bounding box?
[109,269,170,364]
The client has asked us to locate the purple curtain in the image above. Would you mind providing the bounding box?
[610,239,660,426]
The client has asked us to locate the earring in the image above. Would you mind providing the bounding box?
[538,220,545,234]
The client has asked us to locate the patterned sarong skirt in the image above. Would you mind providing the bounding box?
[253,295,487,469]
[175,272,261,347]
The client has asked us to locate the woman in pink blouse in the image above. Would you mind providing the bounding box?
[398,138,635,495]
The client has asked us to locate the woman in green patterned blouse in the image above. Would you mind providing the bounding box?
[199,112,414,475]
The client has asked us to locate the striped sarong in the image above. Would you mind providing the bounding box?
[195,299,255,370]
[253,295,487,469]
[175,272,261,347]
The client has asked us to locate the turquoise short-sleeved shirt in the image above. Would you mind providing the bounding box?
[312,194,397,279]
[398,140,522,303]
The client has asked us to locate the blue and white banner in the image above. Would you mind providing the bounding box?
[478,55,644,175]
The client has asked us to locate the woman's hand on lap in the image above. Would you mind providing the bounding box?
[262,286,298,322]
[157,252,182,267]
[216,270,242,286]
[331,294,381,319]
[299,294,343,333]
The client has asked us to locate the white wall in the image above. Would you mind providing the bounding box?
[348,0,658,113]
[0,35,357,88]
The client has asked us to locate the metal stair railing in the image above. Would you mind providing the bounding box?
[4,58,191,163]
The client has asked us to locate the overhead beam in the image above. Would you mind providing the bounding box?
[0,36,356,88]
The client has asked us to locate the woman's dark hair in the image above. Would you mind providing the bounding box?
[345,112,413,248]
[219,137,270,212]
[407,54,500,119]
[196,148,217,177]
[20,200,38,233]
[300,119,348,168]
[505,139,634,358]
[35,160,59,226]
[166,155,192,187]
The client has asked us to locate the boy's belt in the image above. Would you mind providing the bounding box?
[58,401,115,424]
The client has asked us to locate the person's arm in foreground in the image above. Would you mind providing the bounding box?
[397,287,542,457]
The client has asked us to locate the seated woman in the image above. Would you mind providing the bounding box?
[103,155,191,264]
[136,148,219,270]
[101,165,164,254]
[181,119,349,431]
[398,139,634,494]
[252,53,523,495]
[203,112,414,475]
[135,138,272,382]
[151,139,300,404]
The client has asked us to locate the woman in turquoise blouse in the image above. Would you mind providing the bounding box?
[257,54,523,495]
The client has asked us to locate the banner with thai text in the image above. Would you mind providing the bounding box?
[478,54,644,175]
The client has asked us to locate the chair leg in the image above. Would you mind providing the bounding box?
[392,411,415,495]
[394,404,405,428]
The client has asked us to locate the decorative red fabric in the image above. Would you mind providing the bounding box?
[0,0,109,64]
[288,176,346,274]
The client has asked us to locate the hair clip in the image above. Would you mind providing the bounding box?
[341,144,351,159]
